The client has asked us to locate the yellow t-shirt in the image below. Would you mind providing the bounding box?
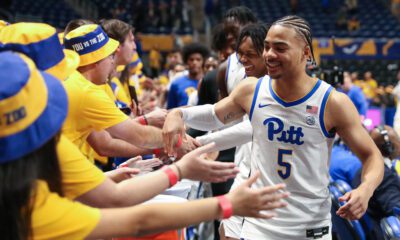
[32,180,100,240]
[102,83,117,102]
[111,77,131,106]
[149,49,161,69]
[363,79,378,99]
[80,84,114,164]
[57,135,106,199]
[394,159,400,175]
[80,138,108,165]
[62,71,129,150]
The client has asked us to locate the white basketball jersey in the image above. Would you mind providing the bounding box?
[241,76,334,240]
[226,52,246,94]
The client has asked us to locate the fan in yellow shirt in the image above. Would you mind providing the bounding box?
[0,51,288,239]
[62,23,186,155]
[32,180,101,240]
[62,70,129,150]
[57,135,106,198]
[0,22,107,197]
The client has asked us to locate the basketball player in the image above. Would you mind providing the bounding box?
[195,23,268,239]
[163,15,384,239]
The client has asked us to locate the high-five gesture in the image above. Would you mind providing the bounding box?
[175,142,239,182]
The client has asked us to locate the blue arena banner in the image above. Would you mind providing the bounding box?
[313,38,400,61]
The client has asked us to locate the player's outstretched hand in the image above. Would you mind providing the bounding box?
[226,171,290,218]
[162,109,186,157]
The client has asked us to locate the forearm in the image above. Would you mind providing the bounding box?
[88,198,221,239]
[113,166,181,206]
[180,104,225,131]
[78,166,177,208]
[196,120,252,151]
[359,152,384,193]
[131,199,220,236]
[108,119,165,149]
[88,131,153,157]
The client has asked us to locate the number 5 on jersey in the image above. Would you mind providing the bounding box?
[277,149,293,179]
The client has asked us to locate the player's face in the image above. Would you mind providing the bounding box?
[118,31,136,65]
[263,25,308,80]
[238,36,267,78]
[187,53,204,76]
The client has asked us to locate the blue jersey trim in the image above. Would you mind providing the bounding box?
[269,78,322,107]
[249,77,264,121]
[225,55,231,84]
[320,86,335,138]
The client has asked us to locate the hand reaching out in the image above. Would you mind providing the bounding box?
[120,156,163,174]
[226,171,290,218]
[175,142,239,182]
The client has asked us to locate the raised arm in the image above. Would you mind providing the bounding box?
[325,90,384,220]
[162,77,258,156]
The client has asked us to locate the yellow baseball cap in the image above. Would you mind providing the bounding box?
[0,22,80,81]
[64,24,119,66]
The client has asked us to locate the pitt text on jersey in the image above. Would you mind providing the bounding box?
[263,117,304,145]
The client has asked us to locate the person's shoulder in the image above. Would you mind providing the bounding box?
[326,88,361,128]
[173,74,190,84]
[328,88,350,105]
[65,71,94,91]
[232,76,261,95]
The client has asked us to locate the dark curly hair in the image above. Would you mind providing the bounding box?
[236,23,268,56]
[223,6,257,26]
[182,43,210,63]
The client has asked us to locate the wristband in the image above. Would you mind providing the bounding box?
[153,148,162,156]
[217,195,233,219]
[175,135,183,148]
[138,115,148,125]
[162,166,178,187]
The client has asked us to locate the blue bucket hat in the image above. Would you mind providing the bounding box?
[0,51,68,163]
[0,22,80,81]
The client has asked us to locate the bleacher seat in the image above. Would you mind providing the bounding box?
[225,0,400,38]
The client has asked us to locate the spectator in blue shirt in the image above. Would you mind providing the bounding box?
[341,71,368,118]
[330,143,362,183]
[167,43,209,109]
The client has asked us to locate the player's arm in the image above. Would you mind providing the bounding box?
[325,90,384,220]
[196,120,253,151]
[162,77,257,155]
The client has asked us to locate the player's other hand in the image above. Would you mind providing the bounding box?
[337,185,373,220]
